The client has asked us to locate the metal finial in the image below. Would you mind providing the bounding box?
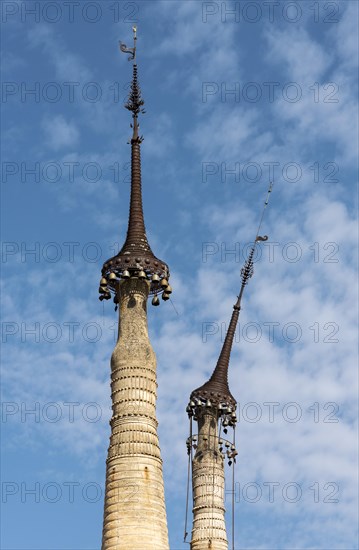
[239,181,273,288]
[119,26,137,61]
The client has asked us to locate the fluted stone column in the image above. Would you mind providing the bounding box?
[102,277,169,550]
[191,410,227,550]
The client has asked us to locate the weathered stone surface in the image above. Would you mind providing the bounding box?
[191,411,228,550]
[102,278,169,550]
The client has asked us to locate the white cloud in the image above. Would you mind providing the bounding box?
[42,114,79,151]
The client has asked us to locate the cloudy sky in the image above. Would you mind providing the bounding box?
[1,1,358,549]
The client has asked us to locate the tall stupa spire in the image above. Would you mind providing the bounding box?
[100,26,171,306]
[185,184,273,550]
[100,29,170,550]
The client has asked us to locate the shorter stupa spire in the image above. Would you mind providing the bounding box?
[190,182,273,409]
[184,184,273,550]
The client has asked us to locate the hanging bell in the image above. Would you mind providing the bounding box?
[160,278,169,289]
[206,399,212,408]
[122,270,130,279]
[100,277,107,286]
[151,273,160,282]
[165,284,172,294]
[99,286,106,294]
[162,292,170,301]
[190,401,196,408]
[99,295,104,301]
[138,270,146,279]
[152,295,160,306]
[108,272,116,281]
[104,293,111,300]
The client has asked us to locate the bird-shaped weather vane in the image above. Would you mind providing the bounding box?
[119,26,137,61]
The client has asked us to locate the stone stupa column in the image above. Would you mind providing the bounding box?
[98,27,171,550]
[186,184,273,548]
[102,277,169,549]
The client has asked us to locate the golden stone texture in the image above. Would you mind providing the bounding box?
[191,411,228,550]
[101,278,169,550]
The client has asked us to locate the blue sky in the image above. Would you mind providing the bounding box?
[1,1,358,549]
